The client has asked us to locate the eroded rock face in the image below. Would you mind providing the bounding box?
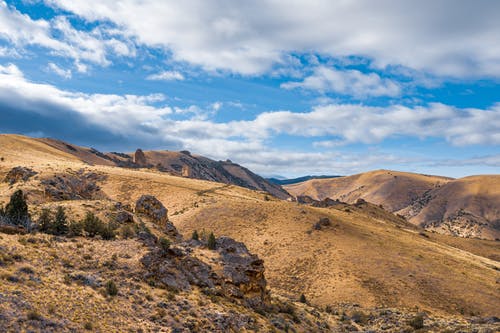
[141,236,269,309]
[41,171,107,201]
[133,149,147,166]
[4,167,37,185]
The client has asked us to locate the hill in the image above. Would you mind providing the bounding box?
[284,170,500,239]
[8,135,289,199]
[0,134,499,331]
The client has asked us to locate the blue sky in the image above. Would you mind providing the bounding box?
[0,1,499,178]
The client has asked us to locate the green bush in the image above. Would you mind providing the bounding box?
[37,208,52,233]
[105,280,118,296]
[191,230,199,241]
[299,293,307,303]
[159,237,171,253]
[207,232,216,250]
[68,220,83,237]
[82,212,103,237]
[52,206,68,235]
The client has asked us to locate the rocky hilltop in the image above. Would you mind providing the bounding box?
[35,136,290,199]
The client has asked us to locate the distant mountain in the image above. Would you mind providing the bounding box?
[285,169,500,240]
[267,175,341,186]
[0,135,290,199]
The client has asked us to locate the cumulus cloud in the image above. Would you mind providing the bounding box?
[146,70,184,81]
[41,0,500,78]
[281,66,401,98]
[0,63,498,175]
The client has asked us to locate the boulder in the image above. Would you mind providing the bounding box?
[135,195,180,239]
[4,167,37,185]
[135,195,168,224]
[115,211,134,224]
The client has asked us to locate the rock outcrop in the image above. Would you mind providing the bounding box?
[141,236,269,309]
[4,167,37,185]
[41,171,107,201]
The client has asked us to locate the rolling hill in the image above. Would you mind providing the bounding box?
[284,170,500,239]
[0,133,498,329]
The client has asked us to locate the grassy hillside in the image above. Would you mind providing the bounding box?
[0,134,499,330]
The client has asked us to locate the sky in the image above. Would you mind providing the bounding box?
[0,0,499,178]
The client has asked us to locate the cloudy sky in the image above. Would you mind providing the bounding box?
[0,0,499,177]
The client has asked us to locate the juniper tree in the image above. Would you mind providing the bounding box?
[5,190,29,225]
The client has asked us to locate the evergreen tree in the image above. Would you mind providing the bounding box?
[191,230,199,241]
[37,208,53,233]
[52,206,68,235]
[207,232,216,250]
[82,212,103,237]
[5,190,29,225]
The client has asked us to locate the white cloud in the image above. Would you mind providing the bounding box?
[146,70,184,81]
[0,63,498,175]
[42,0,500,78]
[47,62,71,79]
[281,66,401,98]
[0,2,135,69]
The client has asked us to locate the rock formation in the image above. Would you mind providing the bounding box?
[133,149,147,166]
[41,171,107,201]
[4,167,37,185]
[141,236,269,309]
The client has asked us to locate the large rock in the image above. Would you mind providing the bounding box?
[4,167,37,185]
[133,149,147,166]
[135,195,168,224]
[135,195,179,239]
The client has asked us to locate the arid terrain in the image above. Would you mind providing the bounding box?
[1,134,499,332]
[285,170,500,240]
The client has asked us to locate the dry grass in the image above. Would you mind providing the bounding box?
[1,134,499,326]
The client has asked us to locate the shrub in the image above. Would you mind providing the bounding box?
[82,212,104,238]
[299,293,307,303]
[207,232,216,250]
[105,280,118,296]
[120,224,135,239]
[37,208,52,233]
[191,230,199,241]
[159,237,171,252]
[100,223,116,240]
[52,206,68,235]
[68,220,83,237]
[408,313,425,329]
[27,310,42,321]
